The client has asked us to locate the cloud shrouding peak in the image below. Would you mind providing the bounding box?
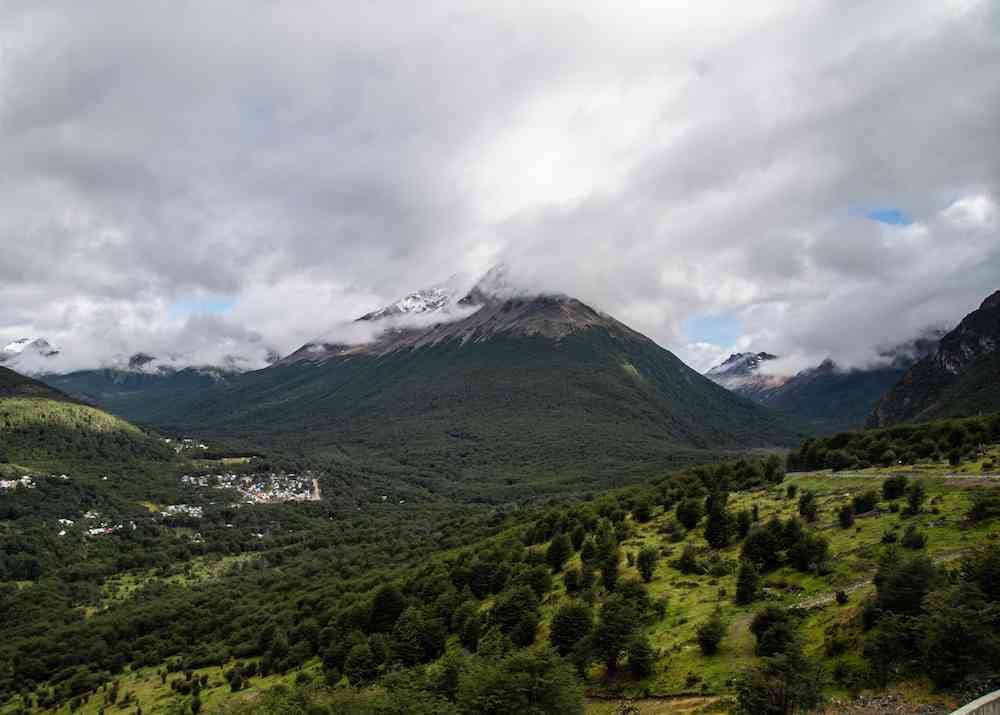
[1,0,997,373]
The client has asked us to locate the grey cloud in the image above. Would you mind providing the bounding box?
[0,0,997,372]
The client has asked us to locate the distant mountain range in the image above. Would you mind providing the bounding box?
[870,290,1000,426]
[705,335,943,434]
[14,267,998,482]
[36,269,804,497]
[1,335,278,378]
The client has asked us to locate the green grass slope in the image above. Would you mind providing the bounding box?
[0,378,172,467]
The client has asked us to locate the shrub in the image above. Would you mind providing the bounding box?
[901,525,926,550]
[905,480,927,515]
[735,560,760,605]
[798,491,818,522]
[750,606,797,657]
[852,491,878,514]
[676,545,701,575]
[697,609,725,655]
[838,504,855,529]
[627,636,655,678]
[636,547,659,583]
[549,602,593,657]
[882,475,908,500]
[675,498,703,531]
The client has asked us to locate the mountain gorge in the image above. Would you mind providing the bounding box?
[706,335,942,434]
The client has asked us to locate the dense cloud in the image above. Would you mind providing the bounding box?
[1,0,997,372]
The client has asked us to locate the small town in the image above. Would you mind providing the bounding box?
[181,470,321,504]
[0,473,71,490]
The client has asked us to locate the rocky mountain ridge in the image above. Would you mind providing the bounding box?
[869,290,1000,426]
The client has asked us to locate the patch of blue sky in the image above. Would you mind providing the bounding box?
[169,295,236,318]
[684,312,741,346]
[865,207,912,226]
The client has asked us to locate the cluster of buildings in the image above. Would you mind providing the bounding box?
[52,511,137,538]
[0,473,71,489]
[180,471,320,504]
[162,437,209,453]
[161,504,204,518]
[0,475,35,490]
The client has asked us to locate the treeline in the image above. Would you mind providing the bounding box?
[788,412,1000,472]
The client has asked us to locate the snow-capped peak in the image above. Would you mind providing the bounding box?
[3,337,57,357]
[359,273,472,321]
[705,351,788,395]
[0,338,62,375]
[706,351,778,377]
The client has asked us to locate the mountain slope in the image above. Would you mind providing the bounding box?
[755,359,916,434]
[144,294,805,496]
[42,365,242,425]
[0,365,70,401]
[0,365,171,466]
[706,335,941,434]
[870,290,1000,426]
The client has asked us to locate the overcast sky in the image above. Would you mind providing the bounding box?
[1,0,998,373]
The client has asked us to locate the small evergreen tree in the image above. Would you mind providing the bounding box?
[697,608,725,655]
[626,635,655,678]
[798,491,818,522]
[636,547,659,583]
[736,510,752,538]
[601,550,620,592]
[546,534,572,573]
[734,560,760,605]
[906,480,927,515]
[675,498,703,530]
[704,492,732,549]
[549,602,593,657]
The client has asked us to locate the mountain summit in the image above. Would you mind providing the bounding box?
[705,352,786,398]
[0,338,60,374]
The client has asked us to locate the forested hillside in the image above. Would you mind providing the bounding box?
[5,434,1000,714]
[871,291,1000,426]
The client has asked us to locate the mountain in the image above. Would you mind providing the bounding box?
[0,365,70,401]
[0,365,171,466]
[705,352,786,398]
[706,335,941,434]
[33,345,280,423]
[41,364,244,425]
[119,281,805,497]
[358,272,470,321]
[0,337,60,374]
[869,290,1000,426]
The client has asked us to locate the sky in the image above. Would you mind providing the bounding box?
[1,0,998,373]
